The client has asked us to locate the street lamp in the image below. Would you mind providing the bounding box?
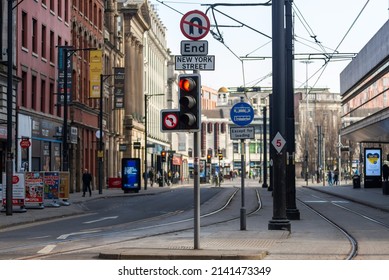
[60,46,97,172]
[144,93,164,190]
[301,60,313,186]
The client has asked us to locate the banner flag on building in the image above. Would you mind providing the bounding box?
[89,50,103,98]
[57,46,73,105]
[114,67,125,109]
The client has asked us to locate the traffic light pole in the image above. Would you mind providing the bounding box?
[240,139,246,230]
[193,71,200,250]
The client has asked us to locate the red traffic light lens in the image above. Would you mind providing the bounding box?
[161,151,166,156]
[179,78,196,92]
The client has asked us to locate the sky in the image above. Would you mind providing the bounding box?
[149,0,389,93]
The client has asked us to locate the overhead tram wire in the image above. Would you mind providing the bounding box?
[299,0,371,92]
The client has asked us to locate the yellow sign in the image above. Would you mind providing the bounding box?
[97,150,104,158]
[89,50,103,98]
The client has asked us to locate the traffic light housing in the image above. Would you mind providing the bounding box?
[218,153,223,160]
[178,74,201,131]
[207,154,212,163]
[161,150,166,162]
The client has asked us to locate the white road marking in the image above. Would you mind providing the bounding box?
[37,245,56,254]
[83,216,118,224]
[57,229,101,240]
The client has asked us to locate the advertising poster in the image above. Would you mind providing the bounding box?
[2,173,25,207]
[43,172,60,200]
[364,148,382,176]
[59,172,70,200]
[199,159,206,178]
[121,158,141,192]
[24,172,44,205]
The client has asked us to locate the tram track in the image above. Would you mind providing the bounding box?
[297,187,389,260]
[17,186,262,260]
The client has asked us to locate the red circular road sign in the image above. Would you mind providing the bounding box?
[164,113,179,129]
[180,10,210,40]
[12,175,20,184]
[20,139,31,149]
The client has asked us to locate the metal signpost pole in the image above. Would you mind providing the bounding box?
[240,139,246,230]
[5,0,14,215]
[193,69,200,249]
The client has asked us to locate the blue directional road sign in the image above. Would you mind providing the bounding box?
[230,102,254,126]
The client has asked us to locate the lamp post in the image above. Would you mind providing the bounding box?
[60,46,96,172]
[5,0,14,215]
[144,93,164,190]
[97,74,116,194]
[301,60,313,186]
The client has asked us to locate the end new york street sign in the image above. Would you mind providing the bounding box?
[175,55,215,71]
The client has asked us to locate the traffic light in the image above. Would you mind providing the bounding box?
[207,154,212,163]
[178,74,201,131]
[161,150,166,162]
[218,153,223,160]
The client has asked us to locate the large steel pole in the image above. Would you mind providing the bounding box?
[193,70,200,249]
[5,0,14,215]
[285,0,300,220]
[98,74,104,194]
[268,0,291,231]
[63,48,69,172]
[144,95,148,190]
[262,106,268,189]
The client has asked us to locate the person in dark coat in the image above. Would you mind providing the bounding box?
[383,164,389,181]
[82,168,93,197]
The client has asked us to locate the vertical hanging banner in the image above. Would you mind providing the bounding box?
[89,50,103,98]
[114,67,125,109]
[57,46,73,105]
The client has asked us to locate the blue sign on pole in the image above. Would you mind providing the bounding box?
[230,102,254,126]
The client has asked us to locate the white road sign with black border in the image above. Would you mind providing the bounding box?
[175,55,215,71]
[230,126,255,140]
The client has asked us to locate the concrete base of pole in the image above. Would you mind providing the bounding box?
[286,208,300,220]
[268,219,291,231]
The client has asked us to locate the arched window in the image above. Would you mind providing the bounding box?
[207,122,213,133]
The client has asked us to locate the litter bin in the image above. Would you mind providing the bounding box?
[157,177,163,187]
[383,181,389,195]
[353,175,361,189]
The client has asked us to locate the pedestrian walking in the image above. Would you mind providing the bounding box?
[82,168,93,197]
[333,169,339,185]
[327,170,333,186]
[383,164,389,181]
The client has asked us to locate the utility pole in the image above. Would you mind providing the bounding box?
[268,0,291,231]
[5,0,14,215]
[285,0,300,220]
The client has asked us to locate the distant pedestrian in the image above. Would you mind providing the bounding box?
[327,170,333,186]
[333,169,339,185]
[383,164,389,181]
[82,168,93,197]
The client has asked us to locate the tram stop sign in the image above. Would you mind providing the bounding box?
[230,102,254,126]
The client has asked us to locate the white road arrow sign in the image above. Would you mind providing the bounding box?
[271,132,286,154]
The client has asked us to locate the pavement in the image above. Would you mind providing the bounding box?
[1,178,388,260]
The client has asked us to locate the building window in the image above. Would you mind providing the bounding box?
[207,122,213,133]
[32,75,37,110]
[64,0,69,22]
[21,71,27,107]
[41,25,46,58]
[41,79,46,113]
[57,0,62,18]
[50,0,54,13]
[49,30,54,62]
[22,11,28,48]
[32,18,37,53]
[49,82,54,115]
